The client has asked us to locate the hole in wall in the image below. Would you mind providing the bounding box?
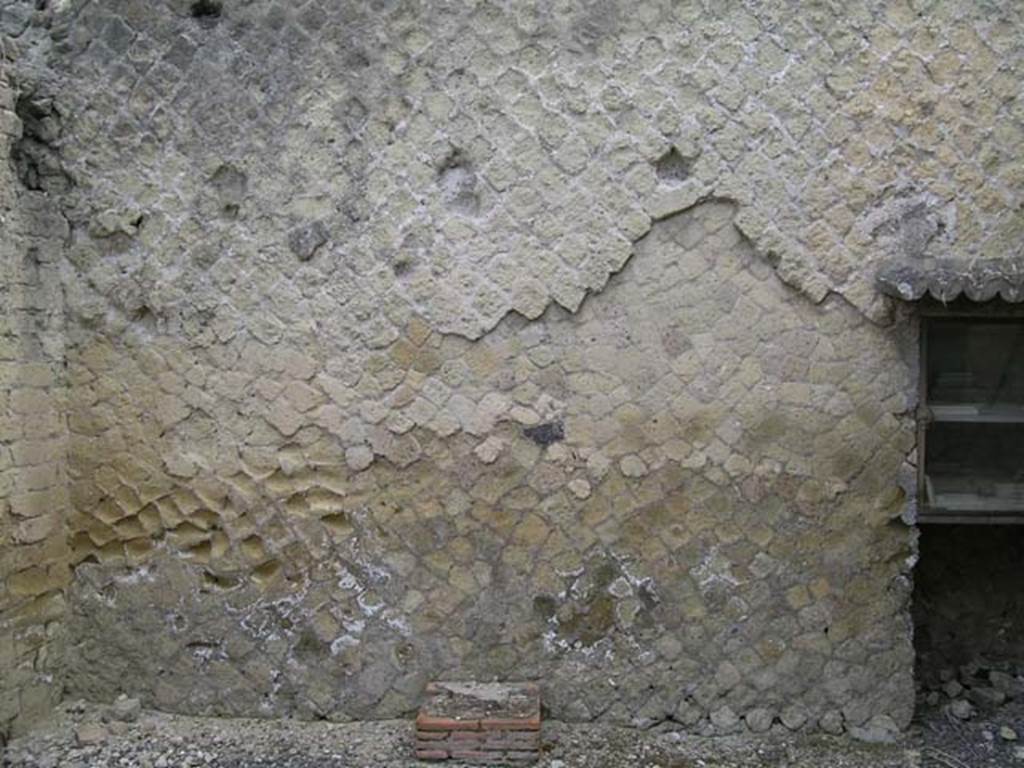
[190,0,222,19]
[654,147,693,185]
[438,148,480,216]
[10,92,71,193]
[523,421,565,446]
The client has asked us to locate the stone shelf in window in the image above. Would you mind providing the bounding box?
[927,493,1024,512]
[927,403,1024,423]
[921,472,1024,523]
[919,510,1024,524]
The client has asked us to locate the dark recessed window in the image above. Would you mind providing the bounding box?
[920,313,1024,523]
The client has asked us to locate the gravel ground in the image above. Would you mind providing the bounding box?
[916,695,1024,768]
[1,701,923,768]
[914,658,1024,768]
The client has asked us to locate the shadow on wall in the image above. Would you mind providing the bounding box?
[913,525,1024,683]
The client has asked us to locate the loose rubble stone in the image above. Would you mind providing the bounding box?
[744,709,773,734]
[709,706,741,734]
[969,687,1007,709]
[110,694,141,723]
[287,221,329,261]
[74,722,108,746]
[991,672,1022,699]
[780,706,808,732]
[949,700,974,721]
[818,711,844,736]
[942,681,963,699]
[849,715,900,745]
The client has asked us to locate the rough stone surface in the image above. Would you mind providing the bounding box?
[109,694,141,724]
[55,202,917,728]
[5,0,1024,738]
[819,710,845,736]
[950,700,974,721]
[72,722,106,747]
[744,709,773,734]
[0,34,71,742]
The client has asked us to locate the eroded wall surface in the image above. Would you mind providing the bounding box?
[0,39,70,739]
[4,0,1022,735]
[65,200,918,733]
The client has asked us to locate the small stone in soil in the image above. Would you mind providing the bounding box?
[949,700,973,720]
[969,686,1007,708]
[74,723,108,746]
[110,694,142,723]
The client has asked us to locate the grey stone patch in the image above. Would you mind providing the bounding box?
[744,708,773,733]
[674,700,703,727]
[780,705,808,731]
[848,714,900,744]
[334,96,368,134]
[648,184,706,221]
[288,221,329,261]
[969,686,1007,709]
[710,706,741,734]
[991,671,1024,699]
[943,680,964,699]
[0,3,33,38]
[109,694,141,723]
[819,710,844,735]
[209,163,247,220]
[856,186,952,260]
[88,209,143,239]
[569,0,621,52]
[74,722,108,746]
[949,699,974,720]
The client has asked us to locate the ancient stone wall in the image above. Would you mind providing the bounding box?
[0,37,70,740]
[63,200,919,734]
[2,0,1023,738]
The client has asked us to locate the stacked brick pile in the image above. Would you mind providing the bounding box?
[415,682,541,763]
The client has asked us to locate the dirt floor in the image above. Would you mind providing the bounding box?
[5,693,1024,767]
[1,700,924,768]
